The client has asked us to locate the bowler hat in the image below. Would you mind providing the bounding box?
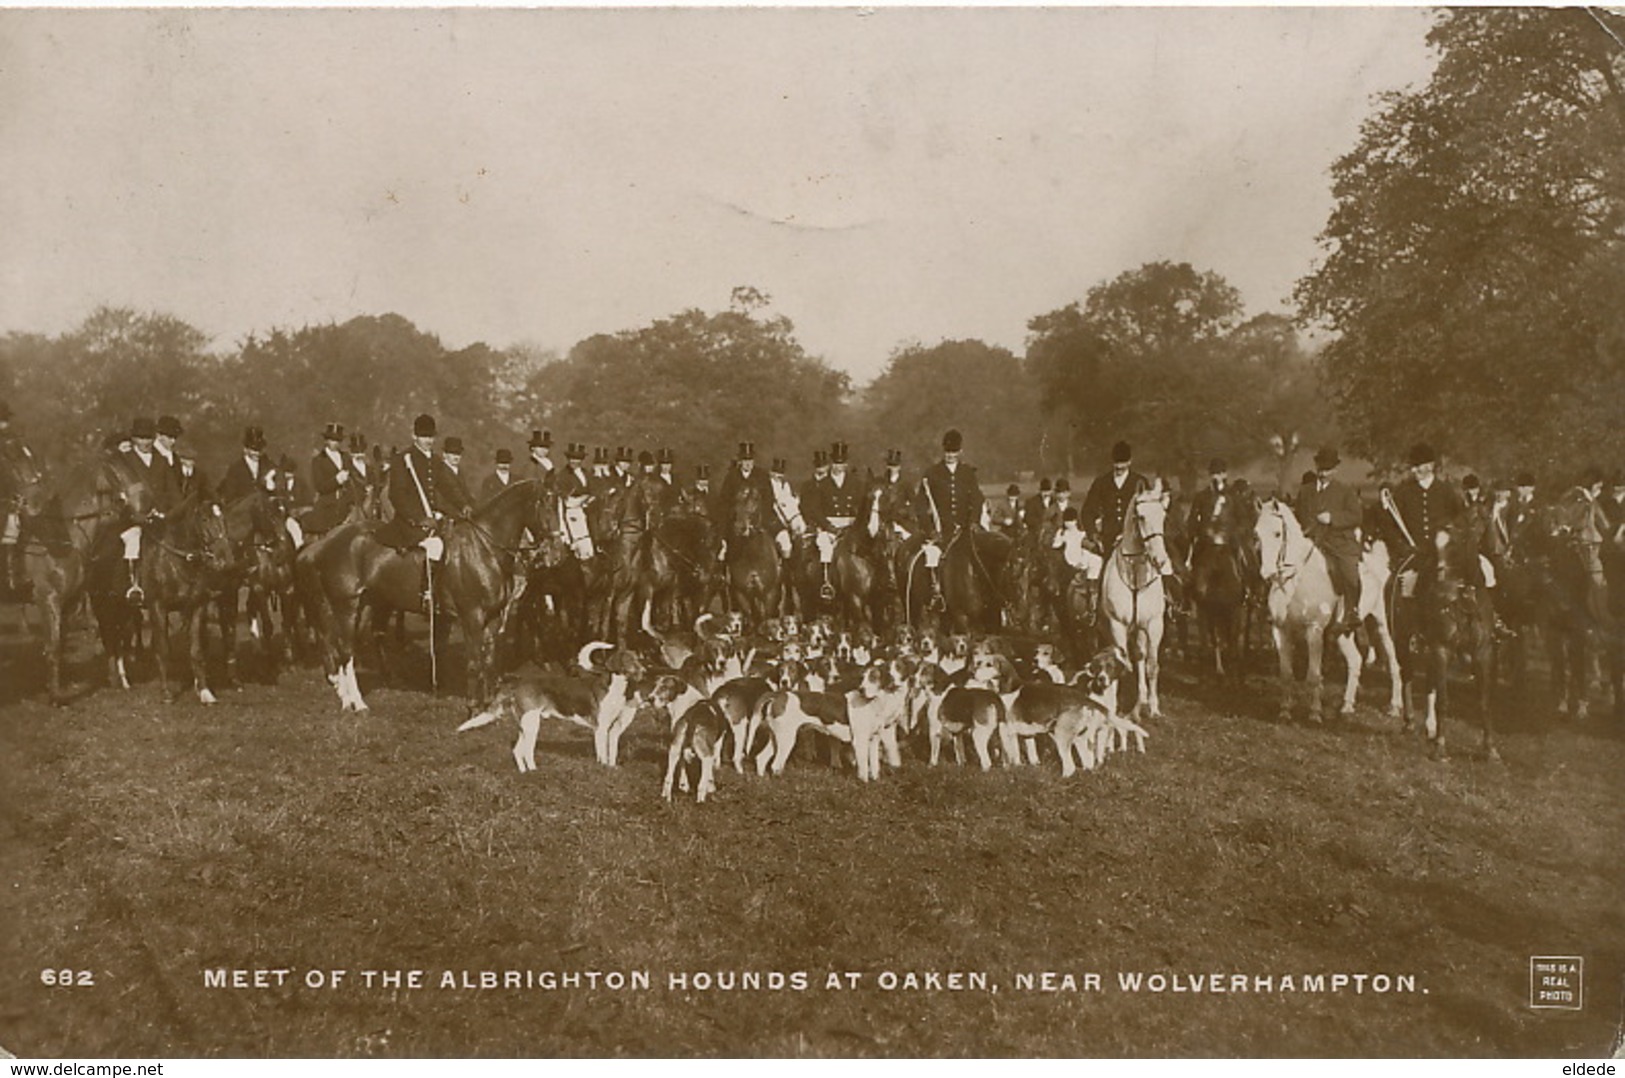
[528,429,552,450]
[495,448,513,465]
[1407,443,1437,467]
[242,425,268,452]
[1055,478,1071,493]
[1209,457,1228,474]
[1111,441,1132,464]
[131,417,157,439]
[413,414,437,438]
[442,437,465,456]
[157,415,184,438]
[1314,446,1340,471]
[1462,473,1481,490]
[942,429,963,453]
[322,422,345,442]
[1039,477,1052,492]
[1006,483,1021,497]
[638,450,655,467]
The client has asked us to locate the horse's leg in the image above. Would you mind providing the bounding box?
[1272,623,1294,722]
[1425,644,1447,758]
[1334,628,1362,719]
[1143,617,1162,719]
[1372,615,1404,720]
[1479,633,1500,761]
[42,589,67,705]
[1305,621,1329,724]
[218,584,240,689]
[190,603,216,705]
[152,602,177,704]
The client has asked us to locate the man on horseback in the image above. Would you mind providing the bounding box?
[1384,443,1466,597]
[120,416,179,603]
[555,442,597,560]
[1025,477,1055,536]
[304,422,355,535]
[217,426,273,503]
[766,457,807,558]
[479,447,516,504]
[1296,447,1363,633]
[809,441,868,597]
[1083,441,1178,600]
[527,430,556,490]
[992,484,1024,536]
[718,442,778,556]
[437,437,474,517]
[916,428,984,604]
[0,400,42,597]
[375,413,447,601]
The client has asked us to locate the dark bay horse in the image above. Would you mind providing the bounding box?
[1187,484,1257,678]
[138,492,236,704]
[826,490,892,633]
[13,452,150,702]
[297,478,543,713]
[1394,520,1498,759]
[726,485,781,627]
[515,487,592,666]
[939,527,1015,634]
[217,490,301,682]
[1541,490,1614,720]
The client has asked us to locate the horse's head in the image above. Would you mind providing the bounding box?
[1253,496,1298,578]
[1123,490,1169,564]
[99,455,152,521]
[8,451,47,517]
[732,483,761,538]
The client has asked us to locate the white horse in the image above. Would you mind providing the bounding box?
[1102,489,1170,718]
[1254,497,1402,723]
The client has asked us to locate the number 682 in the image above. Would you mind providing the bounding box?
[40,969,95,986]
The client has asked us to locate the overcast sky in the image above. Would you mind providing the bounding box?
[0,7,1435,381]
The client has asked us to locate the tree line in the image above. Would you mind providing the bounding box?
[2,9,1616,490]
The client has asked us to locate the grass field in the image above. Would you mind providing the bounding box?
[1,611,1620,1058]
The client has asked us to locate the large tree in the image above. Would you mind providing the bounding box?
[522,289,850,473]
[1025,261,1323,484]
[859,339,1038,481]
[1296,7,1625,475]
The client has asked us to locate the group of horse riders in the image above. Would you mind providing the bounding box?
[4,396,1623,629]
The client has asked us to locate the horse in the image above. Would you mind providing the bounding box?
[1254,497,1402,724]
[217,489,301,682]
[938,526,1014,634]
[725,484,781,628]
[1186,483,1258,679]
[1540,489,1614,720]
[137,491,236,704]
[825,489,893,633]
[1102,489,1170,719]
[13,451,151,702]
[1392,519,1498,759]
[514,487,592,666]
[297,478,544,713]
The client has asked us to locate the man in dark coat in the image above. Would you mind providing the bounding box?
[304,422,353,534]
[217,426,272,504]
[555,443,596,559]
[436,436,474,517]
[873,449,913,538]
[809,441,867,534]
[119,417,179,601]
[377,414,443,551]
[526,430,556,490]
[1080,441,1150,553]
[1297,447,1363,630]
[479,448,516,505]
[717,441,776,538]
[1184,459,1232,544]
[1024,477,1055,536]
[916,429,983,543]
[1385,442,1464,575]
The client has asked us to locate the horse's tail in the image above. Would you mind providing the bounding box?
[456,710,498,732]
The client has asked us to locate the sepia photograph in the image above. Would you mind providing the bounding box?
[0,4,1621,1059]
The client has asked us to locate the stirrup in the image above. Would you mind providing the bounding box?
[126,584,145,605]
[927,590,946,613]
[819,581,836,602]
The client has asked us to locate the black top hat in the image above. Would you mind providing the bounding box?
[737,441,756,461]
[813,449,828,467]
[770,457,788,474]
[495,448,514,465]
[442,436,465,455]
[592,447,608,465]
[1006,483,1021,496]
[131,417,157,439]
[695,464,711,481]
[942,429,963,453]
[1314,446,1340,471]
[322,422,345,442]
[615,446,633,463]
[566,442,587,461]
[1209,457,1228,474]
[1055,478,1071,493]
[157,415,184,438]
[1407,443,1437,467]
[1515,471,1536,487]
[347,432,368,454]
[1111,440,1132,464]
[243,425,268,451]
[885,449,902,467]
[657,447,674,465]
[638,450,655,467]
[831,441,850,465]
[529,429,552,449]
[413,414,437,438]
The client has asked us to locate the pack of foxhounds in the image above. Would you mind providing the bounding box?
[458,613,1149,804]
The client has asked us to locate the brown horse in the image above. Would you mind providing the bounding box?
[1540,489,1614,720]
[1187,483,1257,679]
[297,478,544,713]
[13,451,151,703]
[939,527,1015,634]
[726,483,781,627]
[217,489,301,682]
[137,491,236,704]
[825,489,892,633]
